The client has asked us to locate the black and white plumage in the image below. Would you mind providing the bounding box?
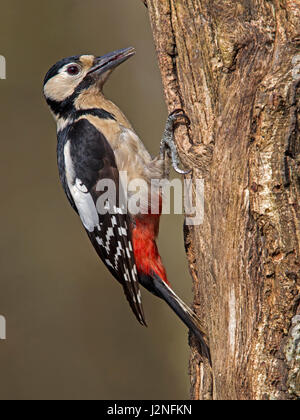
[58,117,146,325]
[43,48,210,362]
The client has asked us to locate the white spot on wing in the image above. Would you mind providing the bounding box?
[102,227,114,253]
[118,227,127,236]
[105,259,114,269]
[96,237,104,246]
[137,290,142,304]
[75,178,88,193]
[64,141,99,233]
[114,241,124,269]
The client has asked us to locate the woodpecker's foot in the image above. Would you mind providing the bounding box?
[160,109,191,175]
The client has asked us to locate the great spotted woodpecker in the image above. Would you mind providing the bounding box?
[43,47,209,359]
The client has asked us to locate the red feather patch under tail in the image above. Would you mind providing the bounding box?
[132,214,169,285]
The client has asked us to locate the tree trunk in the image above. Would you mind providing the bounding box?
[142,0,300,400]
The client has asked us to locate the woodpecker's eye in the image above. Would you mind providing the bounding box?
[67,65,80,76]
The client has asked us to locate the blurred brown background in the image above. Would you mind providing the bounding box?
[0,0,192,400]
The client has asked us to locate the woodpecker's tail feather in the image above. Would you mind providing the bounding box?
[142,272,211,363]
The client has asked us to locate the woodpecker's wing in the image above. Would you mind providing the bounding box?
[61,118,147,326]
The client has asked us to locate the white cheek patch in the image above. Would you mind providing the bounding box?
[64,141,99,232]
[44,74,77,102]
[44,66,85,102]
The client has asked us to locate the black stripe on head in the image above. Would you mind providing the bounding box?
[74,108,116,121]
[46,76,95,118]
[43,55,80,86]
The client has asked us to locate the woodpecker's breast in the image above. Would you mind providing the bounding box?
[77,114,164,185]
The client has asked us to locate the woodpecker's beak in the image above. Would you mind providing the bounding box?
[87,47,135,77]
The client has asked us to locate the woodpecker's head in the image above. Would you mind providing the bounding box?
[43,47,135,118]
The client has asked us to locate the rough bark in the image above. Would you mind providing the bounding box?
[142,0,300,400]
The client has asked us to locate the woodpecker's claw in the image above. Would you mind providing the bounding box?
[169,108,191,126]
[160,109,191,175]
